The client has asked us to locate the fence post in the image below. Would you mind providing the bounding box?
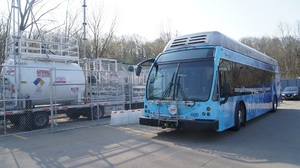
[50,68,54,132]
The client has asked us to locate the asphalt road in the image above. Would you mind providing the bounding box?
[1,100,300,168]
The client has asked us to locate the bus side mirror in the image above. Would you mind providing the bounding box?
[136,65,142,76]
[128,65,142,76]
[129,58,155,76]
[220,83,231,105]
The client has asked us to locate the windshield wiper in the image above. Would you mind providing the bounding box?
[160,72,175,100]
[175,74,189,101]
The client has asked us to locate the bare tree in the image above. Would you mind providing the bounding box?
[9,0,63,34]
[240,22,300,79]
[98,15,118,58]
[0,18,8,63]
[277,22,300,78]
[61,1,82,38]
[87,2,118,58]
[140,29,176,62]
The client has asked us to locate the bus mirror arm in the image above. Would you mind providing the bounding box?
[220,83,231,105]
[220,96,229,105]
[128,58,155,76]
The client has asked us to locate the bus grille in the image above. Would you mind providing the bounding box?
[170,34,207,47]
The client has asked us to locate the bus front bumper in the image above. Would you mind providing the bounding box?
[139,117,219,131]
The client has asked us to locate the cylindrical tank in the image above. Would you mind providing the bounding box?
[2,59,85,106]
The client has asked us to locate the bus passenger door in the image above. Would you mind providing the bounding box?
[217,70,235,131]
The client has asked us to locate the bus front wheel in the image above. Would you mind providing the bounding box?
[231,103,246,131]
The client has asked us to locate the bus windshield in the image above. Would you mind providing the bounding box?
[146,50,214,101]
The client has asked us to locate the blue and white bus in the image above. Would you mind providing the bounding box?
[133,31,281,132]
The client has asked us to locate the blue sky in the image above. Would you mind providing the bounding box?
[1,0,299,41]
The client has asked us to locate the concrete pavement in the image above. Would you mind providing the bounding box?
[1,101,300,168]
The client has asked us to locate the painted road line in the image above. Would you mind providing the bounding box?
[13,134,28,140]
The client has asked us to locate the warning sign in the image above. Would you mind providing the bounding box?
[55,77,66,84]
[37,70,50,78]
[71,87,79,94]
[33,78,45,88]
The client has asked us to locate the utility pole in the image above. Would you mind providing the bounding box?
[83,0,88,98]
[83,0,87,59]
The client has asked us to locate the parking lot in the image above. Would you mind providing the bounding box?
[1,100,300,168]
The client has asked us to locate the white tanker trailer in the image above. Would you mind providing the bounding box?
[1,58,85,107]
[0,33,146,130]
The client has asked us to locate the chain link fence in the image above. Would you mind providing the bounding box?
[0,60,148,136]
